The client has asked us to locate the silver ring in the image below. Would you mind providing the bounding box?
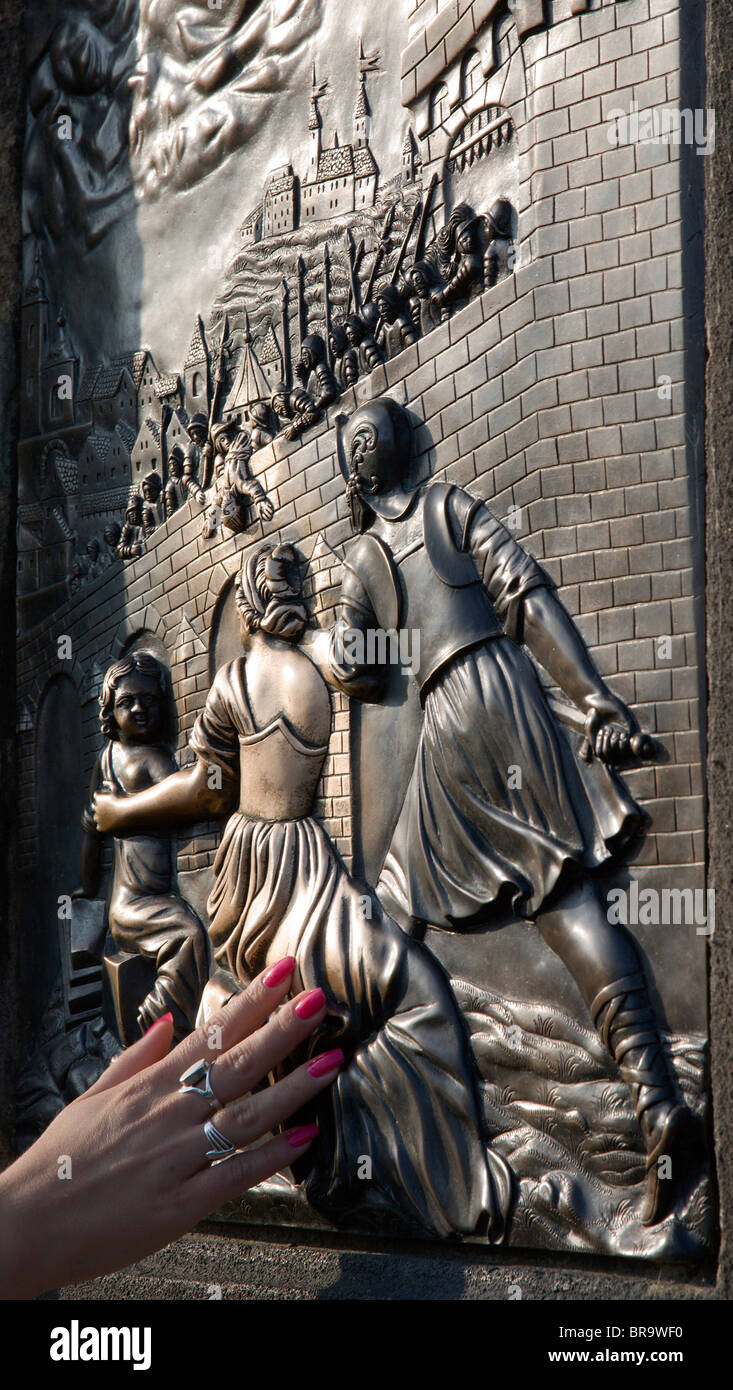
[203,1120,238,1165]
[178,1059,219,1109]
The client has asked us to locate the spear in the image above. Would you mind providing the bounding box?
[280,277,292,390]
[202,313,229,488]
[323,241,333,366]
[346,230,365,314]
[412,171,439,264]
[296,255,307,348]
[364,203,395,304]
[389,195,423,287]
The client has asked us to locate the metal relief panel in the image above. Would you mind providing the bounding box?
[17,0,712,1259]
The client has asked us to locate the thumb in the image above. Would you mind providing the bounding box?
[584,706,602,743]
[85,1014,175,1096]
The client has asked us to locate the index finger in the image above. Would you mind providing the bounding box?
[156,957,298,1084]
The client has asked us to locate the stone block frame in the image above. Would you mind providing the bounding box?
[0,0,731,1299]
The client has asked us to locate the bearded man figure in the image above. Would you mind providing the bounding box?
[308,397,696,1228]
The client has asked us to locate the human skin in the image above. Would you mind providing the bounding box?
[0,959,341,1300]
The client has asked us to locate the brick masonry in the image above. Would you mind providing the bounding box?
[17,0,705,917]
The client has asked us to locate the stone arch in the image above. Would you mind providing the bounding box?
[204,550,243,605]
[28,652,86,713]
[110,602,169,659]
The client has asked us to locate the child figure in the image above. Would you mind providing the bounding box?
[75,651,209,1042]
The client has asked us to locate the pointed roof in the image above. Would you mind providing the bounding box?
[115,419,137,452]
[184,316,209,370]
[241,204,261,231]
[45,505,74,543]
[17,521,43,552]
[154,372,180,399]
[226,315,270,414]
[258,321,282,367]
[77,364,99,404]
[317,143,354,180]
[80,432,112,461]
[139,416,161,447]
[92,350,152,400]
[48,307,76,363]
[354,74,370,120]
[24,243,47,303]
[354,145,377,177]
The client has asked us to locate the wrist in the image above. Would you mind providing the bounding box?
[579,683,612,714]
[0,1166,54,1300]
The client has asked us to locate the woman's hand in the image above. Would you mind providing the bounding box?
[92,789,125,833]
[0,958,341,1299]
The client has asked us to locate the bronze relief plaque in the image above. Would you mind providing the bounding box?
[16,0,711,1261]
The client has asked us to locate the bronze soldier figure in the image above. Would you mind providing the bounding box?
[311,398,696,1227]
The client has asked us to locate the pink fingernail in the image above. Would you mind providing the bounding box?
[262,956,296,989]
[294,988,326,1020]
[307,1049,344,1078]
[287,1123,320,1149]
[145,1012,173,1036]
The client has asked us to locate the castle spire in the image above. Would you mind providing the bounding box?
[24,241,47,302]
[308,62,325,177]
[354,38,376,147]
[308,62,323,131]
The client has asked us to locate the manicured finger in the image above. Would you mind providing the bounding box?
[205,987,330,1106]
[188,1123,322,1212]
[210,1048,343,1152]
[84,1014,175,1096]
[158,957,298,1085]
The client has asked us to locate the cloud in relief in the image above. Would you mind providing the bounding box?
[131,0,324,200]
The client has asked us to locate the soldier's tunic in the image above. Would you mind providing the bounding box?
[329,482,641,932]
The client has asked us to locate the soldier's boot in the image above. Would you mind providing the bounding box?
[591,972,696,1225]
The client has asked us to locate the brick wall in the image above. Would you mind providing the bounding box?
[18,0,704,902]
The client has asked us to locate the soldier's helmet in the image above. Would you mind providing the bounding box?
[374,283,402,322]
[188,412,209,440]
[486,198,514,238]
[360,302,381,334]
[142,471,163,500]
[343,398,412,494]
[300,333,326,367]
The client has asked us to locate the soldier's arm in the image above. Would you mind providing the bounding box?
[301,567,387,703]
[522,588,637,737]
[455,488,637,740]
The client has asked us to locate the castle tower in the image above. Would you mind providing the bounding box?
[42,306,78,433]
[308,63,323,178]
[183,315,210,417]
[402,127,421,184]
[353,41,371,148]
[20,243,50,440]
